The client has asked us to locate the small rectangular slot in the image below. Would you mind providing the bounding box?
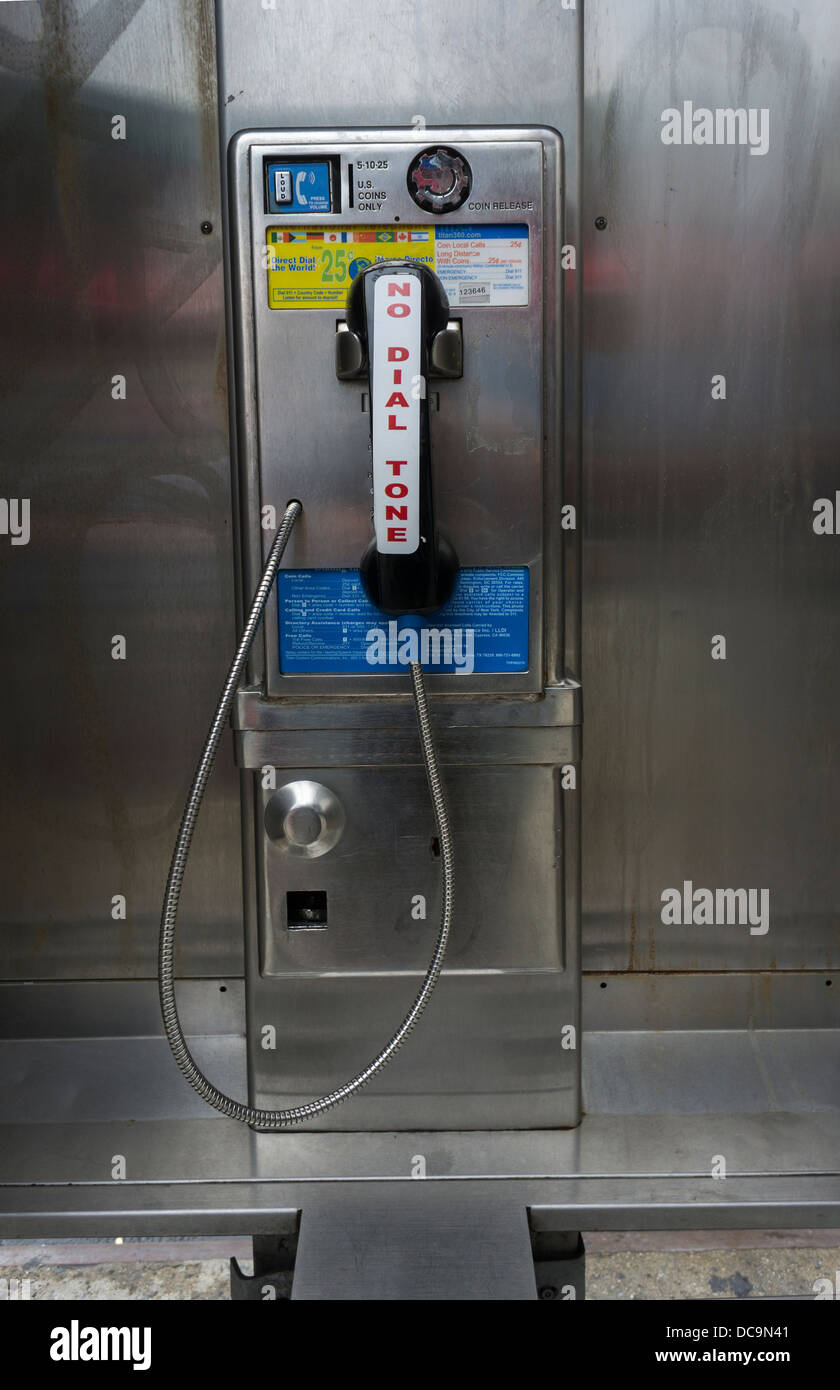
[286,890,327,931]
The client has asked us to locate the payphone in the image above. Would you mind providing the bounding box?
[159,127,580,1132]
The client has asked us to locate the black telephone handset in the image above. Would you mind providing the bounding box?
[346,261,458,617]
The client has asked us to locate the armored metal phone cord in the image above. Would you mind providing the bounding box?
[158,499,454,1127]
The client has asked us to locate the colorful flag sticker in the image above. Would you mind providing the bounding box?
[264,224,528,309]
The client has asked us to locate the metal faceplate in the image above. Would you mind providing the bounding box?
[227,128,578,1130]
[229,127,563,698]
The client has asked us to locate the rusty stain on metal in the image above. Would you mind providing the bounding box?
[185,0,220,198]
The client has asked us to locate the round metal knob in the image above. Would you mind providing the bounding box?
[283,805,322,847]
[264,780,345,858]
[407,146,472,214]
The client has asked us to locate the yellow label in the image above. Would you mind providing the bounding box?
[266,226,435,309]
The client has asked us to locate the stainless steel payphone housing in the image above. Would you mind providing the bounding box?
[227,128,580,1128]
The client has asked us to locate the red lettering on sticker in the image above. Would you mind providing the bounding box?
[387,347,409,361]
[386,303,410,318]
[387,282,411,298]
[385,392,409,408]
[385,505,408,520]
[386,460,407,475]
[385,483,408,498]
[392,369,402,384]
[387,527,408,542]
[387,414,406,430]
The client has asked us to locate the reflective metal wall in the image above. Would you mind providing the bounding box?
[581,0,840,974]
[1,0,838,1014]
[0,0,239,982]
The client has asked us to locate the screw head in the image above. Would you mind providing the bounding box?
[539,1285,558,1300]
[200,220,213,235]
[594,216,608,231]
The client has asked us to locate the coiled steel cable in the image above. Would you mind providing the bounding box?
[158,499,453,1128]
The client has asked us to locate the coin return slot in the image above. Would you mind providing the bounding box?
[286,890,328,931]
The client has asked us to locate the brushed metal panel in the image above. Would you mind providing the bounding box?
[249,758,575,1128]
[582,970,840,1031]
[291,1192,537,1300]
[0,1038,246,1123]
[4,1174,837,1238]
[584,1031,840,1115]
[582,0,840,973]
[249,971,578,1131]
[0,979,243,1038]
[234,681,580,729]
[0,0,241,980]
[215,0,582,682]
[236,725,579,767]
[258,766,565,976]
[2,1111,838,1187]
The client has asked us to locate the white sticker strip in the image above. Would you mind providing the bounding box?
[434,227,529,306]
[371,273,421,555]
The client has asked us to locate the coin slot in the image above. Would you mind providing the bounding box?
[286,891,328,931]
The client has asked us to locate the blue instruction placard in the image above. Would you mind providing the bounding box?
[277,567,529,675]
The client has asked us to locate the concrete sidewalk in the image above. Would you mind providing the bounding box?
[2,1229,838,1300]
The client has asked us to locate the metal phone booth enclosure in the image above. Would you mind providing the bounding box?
[0,0,838,1303]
